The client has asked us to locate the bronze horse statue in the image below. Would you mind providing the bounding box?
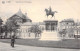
[45,7,57,18]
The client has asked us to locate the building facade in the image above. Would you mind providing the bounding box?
[59,19,75,38]
[74,22,80,38]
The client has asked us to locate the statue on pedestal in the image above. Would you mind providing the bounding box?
[44,6,58,31]
[40,6,60,41]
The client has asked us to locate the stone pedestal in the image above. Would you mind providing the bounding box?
[40,20,60,41]
[40,31,60,41]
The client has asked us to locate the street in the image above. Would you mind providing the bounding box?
[0,42,79,51]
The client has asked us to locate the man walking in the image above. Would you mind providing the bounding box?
[11,35,15,47]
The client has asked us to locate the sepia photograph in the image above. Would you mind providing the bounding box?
[0,0,80,51]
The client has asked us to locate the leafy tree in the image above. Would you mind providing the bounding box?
[59,29,67,39]
[28,25,42,38]
[67,28,74,38]
[5,20,19,38]
[0,18,3,38]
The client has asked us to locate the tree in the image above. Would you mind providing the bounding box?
[3,25,7,38]
[67,28,74,38]
[0,18,3,38]
[28,25,42,38]
[5,20,19,38]
[59,29,67,40]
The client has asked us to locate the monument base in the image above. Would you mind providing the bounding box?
[40,19,60,41]
[40,30,61,41]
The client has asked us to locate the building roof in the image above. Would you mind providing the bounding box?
[60,19,74,23]
[19,22,33,26]
[9,9,31,22]
[15,9,29,19]
[75,22,80,26]
[38,22,45,25]
[18,22,45,26]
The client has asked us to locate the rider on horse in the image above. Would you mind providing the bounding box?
[45,6,58,18]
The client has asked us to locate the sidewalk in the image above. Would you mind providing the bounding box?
[0,42,79,51]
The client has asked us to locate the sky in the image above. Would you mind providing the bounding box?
[0,0,80,23]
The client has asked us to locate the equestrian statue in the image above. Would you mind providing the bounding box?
[45,6,58,18]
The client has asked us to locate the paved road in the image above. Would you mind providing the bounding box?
[0,42,80,51]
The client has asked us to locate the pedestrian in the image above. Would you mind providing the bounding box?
[11,35,15,47]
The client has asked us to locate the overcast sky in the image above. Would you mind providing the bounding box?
[0,0,80,23]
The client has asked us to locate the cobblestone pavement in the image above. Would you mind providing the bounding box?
[0,42,80,51]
